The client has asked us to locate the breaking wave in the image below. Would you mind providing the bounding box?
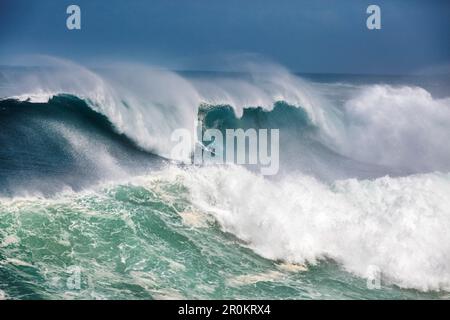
[1,56,450,296]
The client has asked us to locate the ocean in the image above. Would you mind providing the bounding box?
[0,60,449,299]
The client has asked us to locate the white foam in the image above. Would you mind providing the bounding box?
[0,235,20,247]
[337,85,450,171]
[9,92,55,103]
[276,262,308,273]
[227,270,283,287]
[3,258,34,267]
[179,210,212,228]
[161,165,450,292]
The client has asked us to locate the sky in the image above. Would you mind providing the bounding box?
[0,0,449,74]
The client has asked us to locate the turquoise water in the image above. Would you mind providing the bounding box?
[0,172,446,300]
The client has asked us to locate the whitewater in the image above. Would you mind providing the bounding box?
[0,56,449,299]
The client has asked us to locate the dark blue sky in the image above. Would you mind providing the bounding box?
[1,0,449,74]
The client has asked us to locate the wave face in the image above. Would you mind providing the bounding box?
[0,95,164,196]
[1,58,450,299]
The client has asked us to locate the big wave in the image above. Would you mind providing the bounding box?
[1,57,449,175]
[1,57,450,293]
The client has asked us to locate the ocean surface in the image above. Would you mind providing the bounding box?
[0,60,450,299]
